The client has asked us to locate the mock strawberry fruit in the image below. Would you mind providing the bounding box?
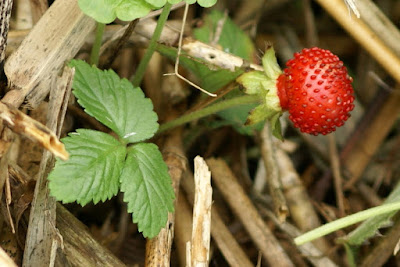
[276,47,355,135]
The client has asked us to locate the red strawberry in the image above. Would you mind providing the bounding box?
[276,47,355,135]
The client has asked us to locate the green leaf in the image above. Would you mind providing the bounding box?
[156,44,243,93]
[120,143,175,238]
[48,129,126,206]
[145,0,166,8]
[78,0,153,24]
[69,60,159,144]
[197,0,217,7]
[194,10,254,61]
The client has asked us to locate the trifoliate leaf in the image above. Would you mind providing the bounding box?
[48,129,126,205]
[120,143,175,238]
[70,60,159,144]
[78,0,153,24]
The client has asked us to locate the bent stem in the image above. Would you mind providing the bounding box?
[157,94,260,134]
[132,3,172,87]
[294,202,400,246]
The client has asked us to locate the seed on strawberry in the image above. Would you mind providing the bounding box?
[276,47,355,135]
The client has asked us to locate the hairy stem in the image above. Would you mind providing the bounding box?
[132,3,172,87]
[157,94,260,134]
[294,202,400,245]
[90,22,105,66]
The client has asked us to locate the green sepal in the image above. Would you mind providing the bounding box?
[270,113,283,140]
[246,104,272,125]
[236,71,268,96]
[262,46,282,80]
[246,104,283,140]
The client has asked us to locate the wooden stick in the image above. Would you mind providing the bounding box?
[314,0,400,84]
[175,191,195,267]
[22,67,72,267]
[56,204,126,266]
[3,0,95,108]
[0,0,13,64]
[329,134,345,217]
[259,123,288,222]
[29,0,48,24]
[190,156,212,267]
[206,158,294,267]
[259,207,338,267]
[181,173,254,267]
[276,148,331,253]
[343,89,400,188]
[0,246,17,267]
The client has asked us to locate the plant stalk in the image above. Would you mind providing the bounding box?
[294,201,400,246]
[157,94,260,134]
[90,22,105,66]
[132,3,172,87]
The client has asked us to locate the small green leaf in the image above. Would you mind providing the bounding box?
[78,0,153,24]
[145,0,166,8]
[197,0,217,7]
[48,129,126,206]
[120,143,175,238]
[70,60,159,144]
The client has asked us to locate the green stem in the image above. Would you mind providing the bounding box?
[132,3,172,87]
[294,202,400,246]
[90,22,105,66]
[157,94,261,134]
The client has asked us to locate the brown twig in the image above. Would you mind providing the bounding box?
[22,66,73,266]
[276,148,331,254]
[259,123,289,222]
[100,19,139,69]
[29,0,48,24]
[315,0,400,84]
[329,134,346,217]
[206,158,294,267]
[175,191,195,267]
